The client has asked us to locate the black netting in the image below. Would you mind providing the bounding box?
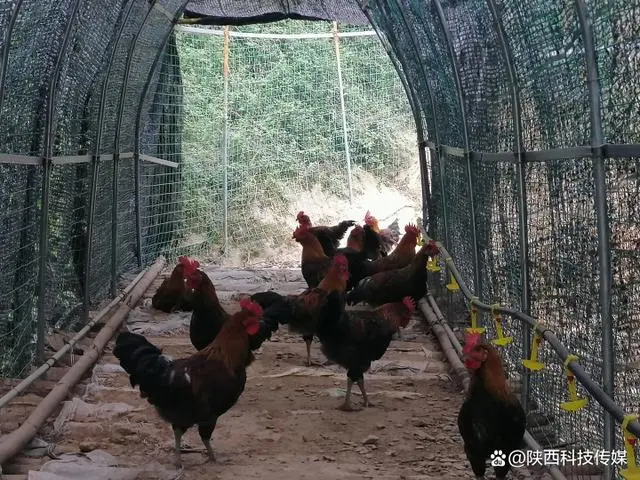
[0,0,187,376]
[183,0,368,25]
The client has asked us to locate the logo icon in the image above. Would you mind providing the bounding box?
[490,450,507,467]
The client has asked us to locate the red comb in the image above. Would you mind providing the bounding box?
[402,296,416,312]
[404,223,420,235]
[332,254,348,267]
[178,256,199,271]
[239,299,263,318]
[463,332,482,352]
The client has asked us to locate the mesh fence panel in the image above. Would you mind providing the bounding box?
[361,0,640,474]
[138,21,420,267]
[0,0,187,376]
[5,0,640,475]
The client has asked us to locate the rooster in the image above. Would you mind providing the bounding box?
[458,333,526,479]
[362,211,400,260]
[186,268,231,351]
[293,223,332,288]
[296,211,356,257]
[251,254,349,367]
[151,257,199,313]
[346,240,439,306]
[113,299,280,468]
[336,225,368,291]
[361,223,421,278]
[316,293,416,411]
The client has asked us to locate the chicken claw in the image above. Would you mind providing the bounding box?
[172,427,185,468]
[204,443,216,463]
[338,400,362,412]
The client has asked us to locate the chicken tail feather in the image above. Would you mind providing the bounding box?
[113,332,183,400]
[249,293,292,350]
[379,218,400,251]
[345,276,372,305]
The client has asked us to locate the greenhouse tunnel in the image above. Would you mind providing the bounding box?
[1,0,640,478]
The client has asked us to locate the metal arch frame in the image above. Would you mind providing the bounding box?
[360,1,440,237]
[35,0,84,363]
[84,0,138,320]
[111,0,159,296]
[388,0,449,249]
[0,0,25,114]
[574,0,614,475]
[432,0,481,295]
[133,2,190,269]
[370,20,430,223]
[485,0,533,412]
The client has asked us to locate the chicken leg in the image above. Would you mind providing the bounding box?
[172,426,185,468]
[356,378,373,407]
[303,335,313,367]
[338,378,359,411]
[198,422,217,463]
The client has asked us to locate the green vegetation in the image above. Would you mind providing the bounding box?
[167,20,418,262]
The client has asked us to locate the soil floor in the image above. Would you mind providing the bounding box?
[1,266,548,480]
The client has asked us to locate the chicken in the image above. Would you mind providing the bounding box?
[336,225,368,292]
[343,224,365,252]
[316,293,416,411]
[186,268,230,351]
[296,211,356,257]
[458,333,526,479]
[151,256,199,313]
[361,223,421,277]
[362,211,400,260]
[346,240,440,306]
[251,254,349,366]
[113,299,279,468]
[293,223,332,288]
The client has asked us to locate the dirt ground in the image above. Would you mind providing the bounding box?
[2,266,544,479]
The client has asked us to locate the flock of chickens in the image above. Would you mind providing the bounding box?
[112,211,526,479]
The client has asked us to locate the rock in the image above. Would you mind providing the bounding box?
[412,418,429,427]
[302,435,308,442]
[362,435,379,446]
[356,447,369,454]
[385,450,397,457]
[322,455,336,462]
[414,431,436,441]
[79,442,96,452]
[376,423,386,430]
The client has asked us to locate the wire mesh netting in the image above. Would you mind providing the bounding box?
[364,0,640,476]
[0,0,188,376]
[3,0,640,477]
[137,21,420,267]
[0,9,420,378]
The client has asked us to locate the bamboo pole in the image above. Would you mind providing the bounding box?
[221,26,230,255]
[332,21,353,204]
[0,266,148,410]
[419,298,469,391]
[0,256,166,469]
